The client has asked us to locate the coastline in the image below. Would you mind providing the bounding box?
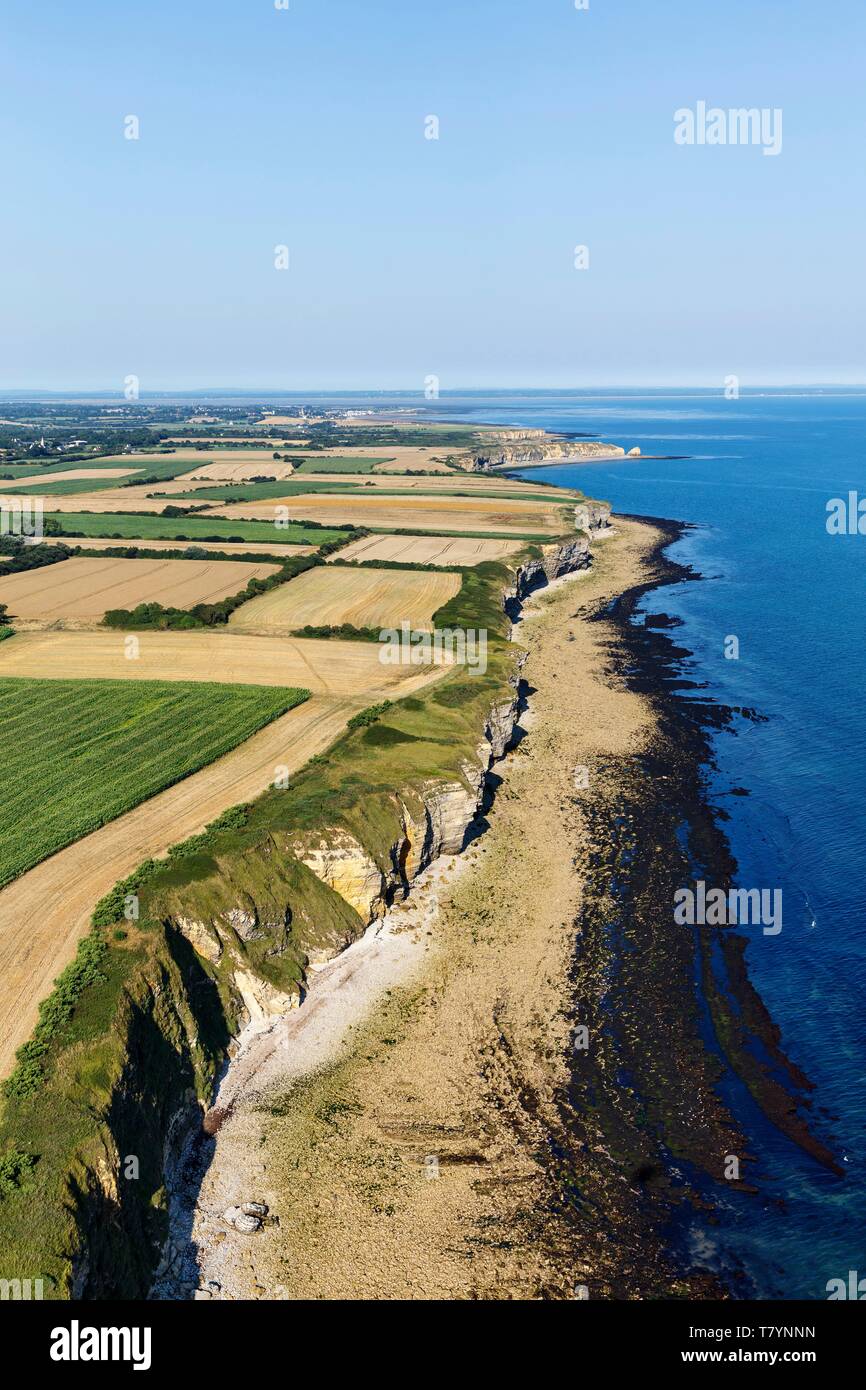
[156,517,707,1300]
[0,420,840,1300]
[160,508,839,1301]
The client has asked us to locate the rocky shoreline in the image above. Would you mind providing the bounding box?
[146,516,684,1299]
[152,508,837,1301]
[149,517,610,1298]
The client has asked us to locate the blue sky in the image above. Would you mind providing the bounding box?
[2,0,864,390]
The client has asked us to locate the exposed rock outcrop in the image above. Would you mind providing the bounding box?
[462,438,625,472]
[575,500,612,535]
[293,731,518,925]
[231,969,299,1022]
[289,830,386,922]
[504,533,597,614]
[176,916,222,964]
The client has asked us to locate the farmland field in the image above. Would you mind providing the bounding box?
[3,458,191,493]
[209,492,569,535]
[97,449,334,466]
[229,564,462,632]
[0,556,280,621]
[165,479,363,503]
[0,457,160,480]
[0,468,138,489]
[0,630,454,695]
[263,473,573,496]
[1,477,143,497]
[40,536,317,558]
[0,677,308,886]
[293,455,390,473]
[45,512,347,546]
[176,461,311,482]
[0,693,360,1080]
[325,533,527,566]
[1,491,192,514]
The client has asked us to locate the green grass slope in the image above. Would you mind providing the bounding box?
[46,513,348,546]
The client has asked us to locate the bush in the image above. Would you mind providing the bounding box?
[292,623,380,643]
[0,536,71,575]
[165,802,251,863]
[347,700,392,731]
[91,860,160,929]
[0,1151,36,1200]
[3,934,108,1099]
[102,553,321,630]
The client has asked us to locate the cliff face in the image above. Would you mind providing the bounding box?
[167,531,602,990]
[503,512,610,616]
[574,500,612,534]
[460,439,625,472]
[61,531,602,1298]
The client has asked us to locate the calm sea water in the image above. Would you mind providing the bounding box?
[428,389,865,1299]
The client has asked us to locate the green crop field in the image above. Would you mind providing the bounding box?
[168,479,363,502]
[47,512,348,546]
[0,677,308,886]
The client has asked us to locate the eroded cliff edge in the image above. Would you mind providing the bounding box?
[460,432,625,471]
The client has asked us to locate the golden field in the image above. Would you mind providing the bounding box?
[0,629,453,696]
[209,492,569,535]
[0,556,279,622]
[328,533,526,565]
[229,564,461,633]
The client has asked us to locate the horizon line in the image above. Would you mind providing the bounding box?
[1,382,866,399]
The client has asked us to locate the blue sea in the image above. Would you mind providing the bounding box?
[427,388,865,1299]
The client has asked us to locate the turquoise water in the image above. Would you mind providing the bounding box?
[434,389,866,1298]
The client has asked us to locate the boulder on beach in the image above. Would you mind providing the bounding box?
[224,1205,263,1233]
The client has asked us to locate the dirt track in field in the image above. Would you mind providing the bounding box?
[326,533,526,565]
[229,565,461,633]
[0,556,279,621]
[0,695,362,1081]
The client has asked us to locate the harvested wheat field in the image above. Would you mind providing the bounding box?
[40,536,315,557]
[0,467,139,489]
[0,629,453,696]
[0,489,177,514]
[101,449,303,466]
[209,493,567,535]
[0,556,279,621]
[0,693,364,1081]
[326,533,526,566]
[229,565,461,633]
[368,450,458,473]
[164,436,303,446]
[225,472,569,495]
[175,461,309,483]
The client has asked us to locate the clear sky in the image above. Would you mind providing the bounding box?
[2,0,864,390]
